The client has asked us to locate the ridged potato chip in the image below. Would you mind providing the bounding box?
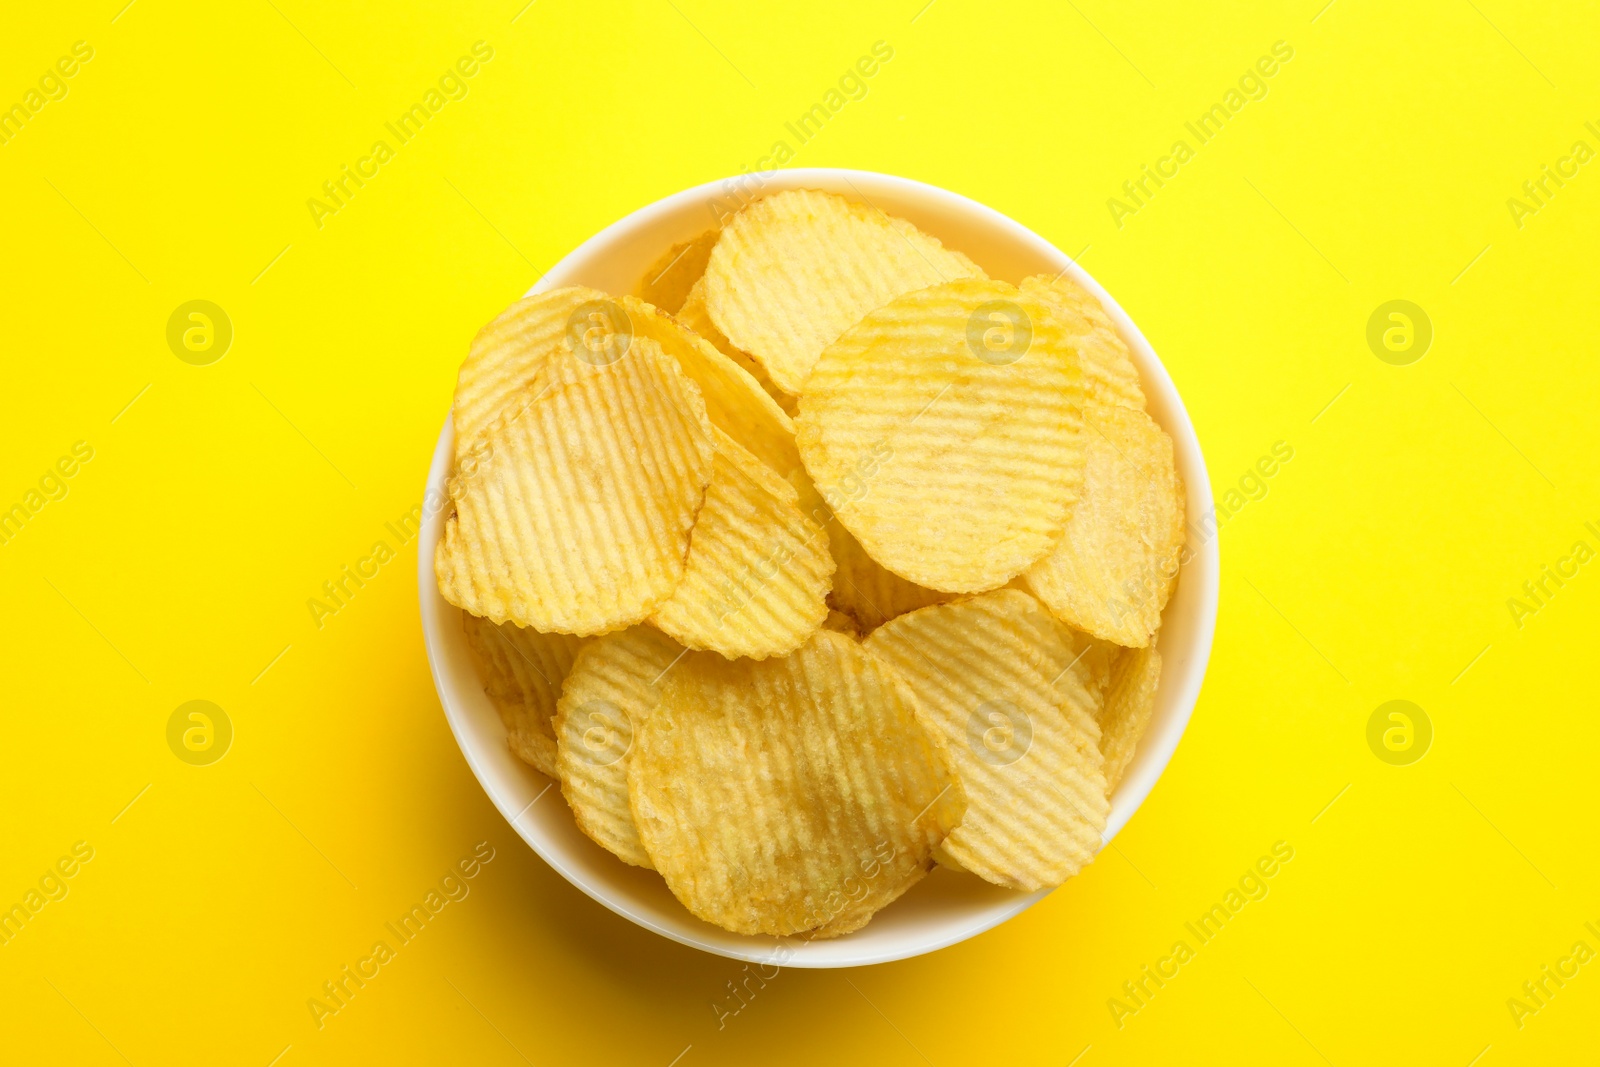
[823,609,860,637]
[637,229,719,313]
[826,529,951,632]
[806,864,929,940]
[454,283,791,483]
[436,337,715,634]
[1059,626,1118,710]
[453,286,608,452]
[620,296,797,483]
[554,626,684,868]
[1021,274,1146,410]
[781,464,945,635]
[1101,642,1161,793]
[797,278,1088,593]
[677,277,795,415]
[865,589,1109,891]
[1023,403,1184,647]
[630,629,966,936]
[617,299,935,641]
[650,428,833,659]
[624,307,945,641]
[704,189,985,394]
[462,614,587,777]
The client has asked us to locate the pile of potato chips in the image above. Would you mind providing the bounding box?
[438,189,1186,938]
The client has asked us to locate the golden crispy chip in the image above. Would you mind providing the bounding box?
[795,467,950,632]
[1023,404,1185,647]
[462,614,587,777]
[931,842,967,873]
[1021,274,1146,410]
[705,189,985,394]
[650,428,833,659]
[637,229,719,313]
[823,609,860,637]
[780,460,948,634]
[797,278,1088,593]
[452,286,611,453]
[746,436,925,643]
[826,529,952,632]
[435,337,715,634]
[806,865,929,939]
[630,630,965,936]
[553,626,683,868]
[456,284,793,486]
[618,295,801,485]
[865,589,1109,891]
[677,276,797,416]
[1101,643,1161,793]
[1059,626,1118,712]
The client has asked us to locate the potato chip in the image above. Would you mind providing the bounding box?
[1059,627,1118,711]
[1100,643,1161,793]
[452,286,610,453]
[554,626,684,868]
[704,189,985,394]
[694,397,945,643]
[629,630,965,936]
[1021,274,1146,410]
[619,296,798,483]
[823,609,860,637]
[826,529,951,632]
[806,865,928,939]
[637,229,719,313]
[1023,403,1184,647]
[462,614,587,777]
[650,428,833,659]
[797,278,1088,593]
[795,472,951,632]
[435,337,715,634]
[791,480,948,644]
[454,283,792,484]
[676,276,795,415]
[865,589,1109,891]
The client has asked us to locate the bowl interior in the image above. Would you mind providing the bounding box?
[419,168,1219,967]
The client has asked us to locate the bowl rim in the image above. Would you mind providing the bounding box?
[418,167,1219,967]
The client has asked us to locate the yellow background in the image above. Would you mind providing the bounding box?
[3,1,1597,1063]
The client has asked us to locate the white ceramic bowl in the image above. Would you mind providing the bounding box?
[419,168,1219,968]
